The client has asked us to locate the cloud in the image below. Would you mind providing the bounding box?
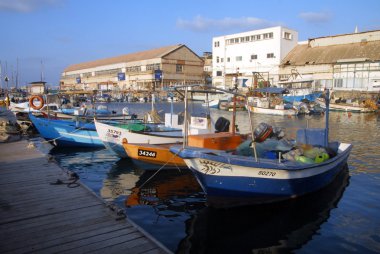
[0,0,63,13]
[176,15,281,32]
[299,11,332,24]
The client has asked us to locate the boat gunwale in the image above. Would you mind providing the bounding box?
[170,142,353,172]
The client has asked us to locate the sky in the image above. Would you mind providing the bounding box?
[0,0,379,88]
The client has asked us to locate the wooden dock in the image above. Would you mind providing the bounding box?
[0,140,170,254]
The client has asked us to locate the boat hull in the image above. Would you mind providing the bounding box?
[122,142,186,167]
[316,99,376,113]
[95,120,183,158]
[172,142,352,208]
[246,105,297,116]
[29,114,104,148]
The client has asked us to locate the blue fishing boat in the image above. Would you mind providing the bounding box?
[29,113,104,148]
[170,89,353,208]
[278,79,322,103]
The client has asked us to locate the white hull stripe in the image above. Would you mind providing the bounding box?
[186,156,347,180]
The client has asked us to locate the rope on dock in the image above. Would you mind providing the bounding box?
[50,171,80,188]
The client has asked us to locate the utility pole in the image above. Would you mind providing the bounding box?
[0,61,2,90]
[16,57,19,89]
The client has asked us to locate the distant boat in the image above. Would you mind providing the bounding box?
[201,99,221,109]
[29,113,103,148]
[316,98,377,113]
[246,87,298,116]
[278,79,322,103]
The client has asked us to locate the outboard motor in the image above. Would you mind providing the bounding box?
[254,122,273,142]
[215,117,230,133]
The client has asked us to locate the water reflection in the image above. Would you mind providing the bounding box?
[177,166,350,254]
[44,104,380,253]
[125,168,204,207]
[100,159,143,201]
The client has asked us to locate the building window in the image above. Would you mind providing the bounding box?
[334,79,343,88]
[245,36,250,42]
[125,66,141,72]
[96,68,123,75]
[236,56,242,61]
[283,32,292,40]
[216,57,220,63]
[221,58,224,63]
[146,63,160,71]
[214,41,220,47]
[176,64,183,73]
[252,34,261,41]
[234,38,239,43]
[267,53,275,58]
[263,32,273,39]
[216,71,223,76]
[251,54,258,60]
[227,57,230,62]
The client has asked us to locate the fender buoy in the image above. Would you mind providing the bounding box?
[29,95,44,110]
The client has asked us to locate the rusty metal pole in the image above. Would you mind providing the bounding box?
[231,69,239,135]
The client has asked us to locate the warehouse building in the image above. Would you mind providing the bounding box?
[60,44,204,92]
[280,30,380,95]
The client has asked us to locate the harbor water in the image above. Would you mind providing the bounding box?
[37,102,380,253]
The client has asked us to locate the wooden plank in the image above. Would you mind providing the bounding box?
[91,237,159,254]
[1,215,115,243]
[26,229,142,254]
[0,140,169,254]
[0,201,101,224]
[0,206,112,234]
[4,222,136,253]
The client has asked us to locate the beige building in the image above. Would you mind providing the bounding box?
[201,52,212,84]
[280,30,380,95]
[60,44,204,92]
[29,81,46,94]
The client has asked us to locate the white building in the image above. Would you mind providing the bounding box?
[212,26,298,89]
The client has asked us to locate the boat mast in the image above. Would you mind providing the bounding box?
[231,71,238,135]
[183,86,189,148]
[0,61,2,90]
[246,99,258,162]
[324,89,330,146]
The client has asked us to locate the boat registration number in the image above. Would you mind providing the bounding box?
[258,171,276,177]
[138,149,157,158]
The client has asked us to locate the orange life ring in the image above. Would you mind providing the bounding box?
[29,95,44,110]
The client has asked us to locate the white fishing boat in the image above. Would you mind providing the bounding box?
[246,87,298,116]
[316,98,377,113]
[201,99,221,109]
[95,112,213,158]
